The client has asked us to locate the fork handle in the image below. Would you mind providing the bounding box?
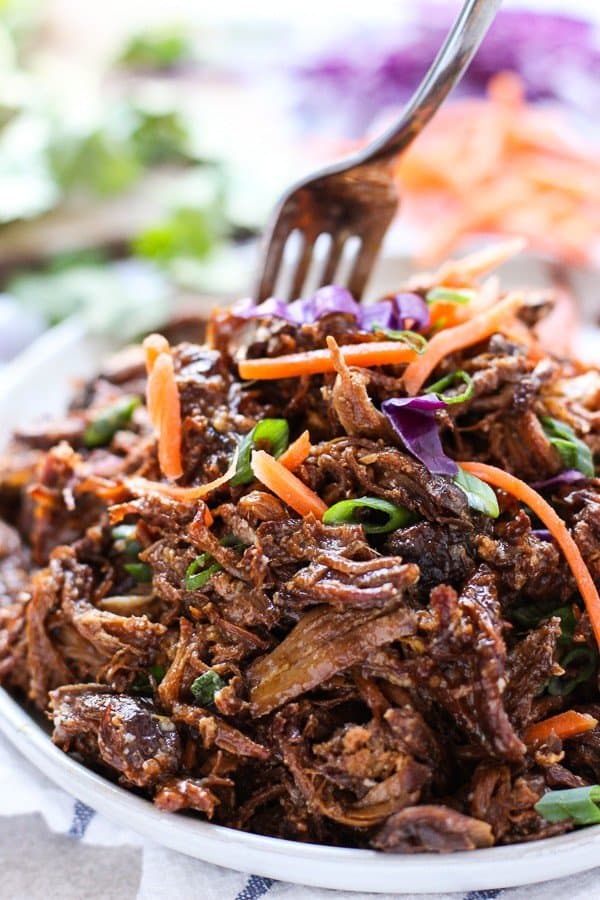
[355,0,501,166]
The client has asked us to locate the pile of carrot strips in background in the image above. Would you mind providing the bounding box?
[396,72,600,267]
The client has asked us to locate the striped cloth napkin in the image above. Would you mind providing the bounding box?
[0,731,597,900]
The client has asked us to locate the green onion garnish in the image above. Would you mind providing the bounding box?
[425,287,475,305]
[231,418,289,487]
[371,327,428,353]
[323,496,414,534]
[454,468,499,518]
[185,553,222,590]
[84,395,140,448]
[535,785,600,825]
[124,561,152,583]
[131,664,166,696]
[190,670,225,706]
[541,417,594,478]
[111,524,142,558]
[425,370,474,405]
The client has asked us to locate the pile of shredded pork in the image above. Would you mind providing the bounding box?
[0,244,599,853]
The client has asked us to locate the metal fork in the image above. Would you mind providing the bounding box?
[253,0,501,303]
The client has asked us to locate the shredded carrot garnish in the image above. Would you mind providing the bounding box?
[143,333,170,373]
[396,71,600,267]
[147,352,183,481]
[251,449,327,519]
[278,430,312,471]
[460,462,600,650]
[425,238,527,288]
[238,341,418,381]
[125,450,238,504]
[524,711,597,745]
[143,334,184,481]
[402,294,524,396]
[499,316,546,362]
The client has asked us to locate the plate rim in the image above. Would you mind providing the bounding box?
[4,688,600,894]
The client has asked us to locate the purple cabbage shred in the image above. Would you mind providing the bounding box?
[382,395,458,476]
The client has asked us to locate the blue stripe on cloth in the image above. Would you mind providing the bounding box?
[234,874,274,900]
[68,799,96,839]
[464,891,502,900]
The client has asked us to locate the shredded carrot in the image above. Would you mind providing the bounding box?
[499,316,546,362]
[428,238,527,288]
[238,341,418,381]
[524,711,598,745]
[145,351,182,481]
[460,462,600,651]
[278,430,312,471]
[251,449,327,519]
[125,450,238,504]
[403,294,524,396]
[395,72,600,266]
[143,333,170,374]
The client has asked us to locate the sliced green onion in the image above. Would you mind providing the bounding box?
[541,417,594,478]
[111,524,142,558]
[535,785,600,825]
[185,552,222,590]
[548,646,597,696]
[131,664,166,696]
[111,524,136,541]
[323,496,414,534]
[231,418,289,487]
[124,561,152,582]
[371,326,428,353]
[454,468,499,518]
[426,287,475,305]
[425,370,474,405]
[190,670,225,706]
[84,395,140,448]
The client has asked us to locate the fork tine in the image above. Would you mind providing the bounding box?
[319,234,346,288]
[287,231,315,301]
[345,236,383,301]
[254,227,289,302]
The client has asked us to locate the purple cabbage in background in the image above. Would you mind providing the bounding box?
[295,9,600,136]
[532,529,553,542]
[531,469,587,490]
[232,287,429,332]
[382,395,458,476]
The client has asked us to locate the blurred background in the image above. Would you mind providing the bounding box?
[0,0,598,364]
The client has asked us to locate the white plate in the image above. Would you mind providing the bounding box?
[0,296,599,894]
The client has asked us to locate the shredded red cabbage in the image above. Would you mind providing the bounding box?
[231,286,361,326]
[532,529,552,542]
[231,288,429,333]
[531,470,586,490]
[382,395,458,476]
[362,293,430,333]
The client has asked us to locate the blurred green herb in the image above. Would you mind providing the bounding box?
[48,129,141,197]
[118,27,192,71]
[133,207,215,264]
[130,107,191,166]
